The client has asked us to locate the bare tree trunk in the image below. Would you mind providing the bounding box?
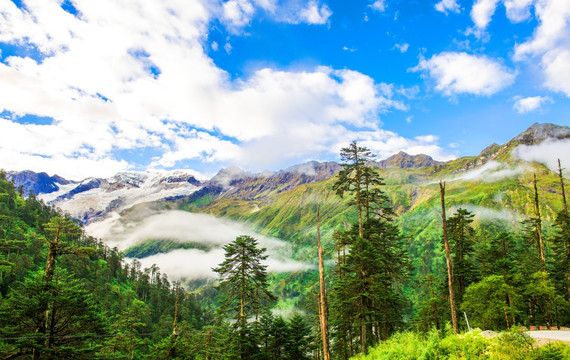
[361,322,366,354]
[317,205,331,360]
[533,173,546,267]
[559,159,568,215]
[440,181,458,334]
[557,160,570,303]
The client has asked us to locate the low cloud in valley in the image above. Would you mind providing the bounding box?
[86,209,314,280]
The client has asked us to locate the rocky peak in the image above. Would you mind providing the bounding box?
[7,170,71,195]
[511,123,570,145]
[376,151,442,169]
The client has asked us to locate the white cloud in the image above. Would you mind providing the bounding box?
[541,48,570,96]
[513,139,570,175]
[444,161,528,183]
[0,0,449,178]
[513,0,570,97]
[412,52,516,96]
[449,142,459,148]
[504,0,535,22]
[370,0,387,12]
[394,43,409,53]
[88,209,314,280]
[449,205,522,222]
[297,0,332,25]
[471,0,500,30]
[219,0,334,30]
[222,0,255,30]
[435,0,461,14]
[512,95,552,113]
[347,130,456,162]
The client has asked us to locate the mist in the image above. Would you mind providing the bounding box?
[513,139,570,176]
[85,208,314,280]
[447,161,528,183]
[449,204,522,223]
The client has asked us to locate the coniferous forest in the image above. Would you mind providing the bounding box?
[1,139,570,359]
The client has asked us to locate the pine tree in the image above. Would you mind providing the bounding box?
[330,141,409,355]
[1,269,104,359]
[286,313,312,360]
[447,208,477,304]
[213,235,276,359]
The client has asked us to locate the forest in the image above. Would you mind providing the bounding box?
[1,140,570,359]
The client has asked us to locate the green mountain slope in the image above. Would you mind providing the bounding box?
[164,124,569,310]
[119,123,570,314]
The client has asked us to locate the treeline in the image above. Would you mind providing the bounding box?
[321,144,570,359]
[0,170,317,360]
[0,170,208,359]
[2,140,570,360]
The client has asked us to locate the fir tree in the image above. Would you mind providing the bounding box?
[330,142,409,356]
[212,235,276,359]
[447,208,477,304]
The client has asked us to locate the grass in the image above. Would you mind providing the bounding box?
[352,328,570,360]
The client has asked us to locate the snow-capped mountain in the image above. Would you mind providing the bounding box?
[9,171,202,224]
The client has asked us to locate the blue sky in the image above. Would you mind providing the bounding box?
[0,0,569,180]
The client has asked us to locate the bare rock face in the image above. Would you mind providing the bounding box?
[376,151,442,169]
[510,123,570,145]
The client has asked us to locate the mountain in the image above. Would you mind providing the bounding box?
[376,151,442,169]
[9,170,202,224]
[6,170,72,195]
[7,123,569,227]
[5,122,569,315]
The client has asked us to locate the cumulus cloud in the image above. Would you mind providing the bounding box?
[513,139,570,175]
[504,0,535,22]
[219,0,333,30]
[471,0,500,30]
[296,0,332,25]
[87,209,313,280]
[0,0,456,178]
[347,130,456,162]
[513,0,570,97]
[412,52,516,96]
[512,95,552,113]
[435,0,461,14]
[222,0,255,30]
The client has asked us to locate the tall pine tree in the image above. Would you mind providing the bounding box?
[213,235,276,359]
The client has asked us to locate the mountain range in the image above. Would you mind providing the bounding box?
[5,123,570,282]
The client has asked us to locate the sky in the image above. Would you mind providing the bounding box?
[0,0,569,180]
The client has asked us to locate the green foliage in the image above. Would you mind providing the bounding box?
[523,271,566,328]
[330,142,411,357]
[213,235,276,328]
[461,275,519,331]
[124,238,210,258]
[353,329,570,360]
[531,341,570,360]
[0,269,105,359]
[0,175,208,359]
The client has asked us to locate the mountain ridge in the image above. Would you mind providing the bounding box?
[5,122,569,225]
